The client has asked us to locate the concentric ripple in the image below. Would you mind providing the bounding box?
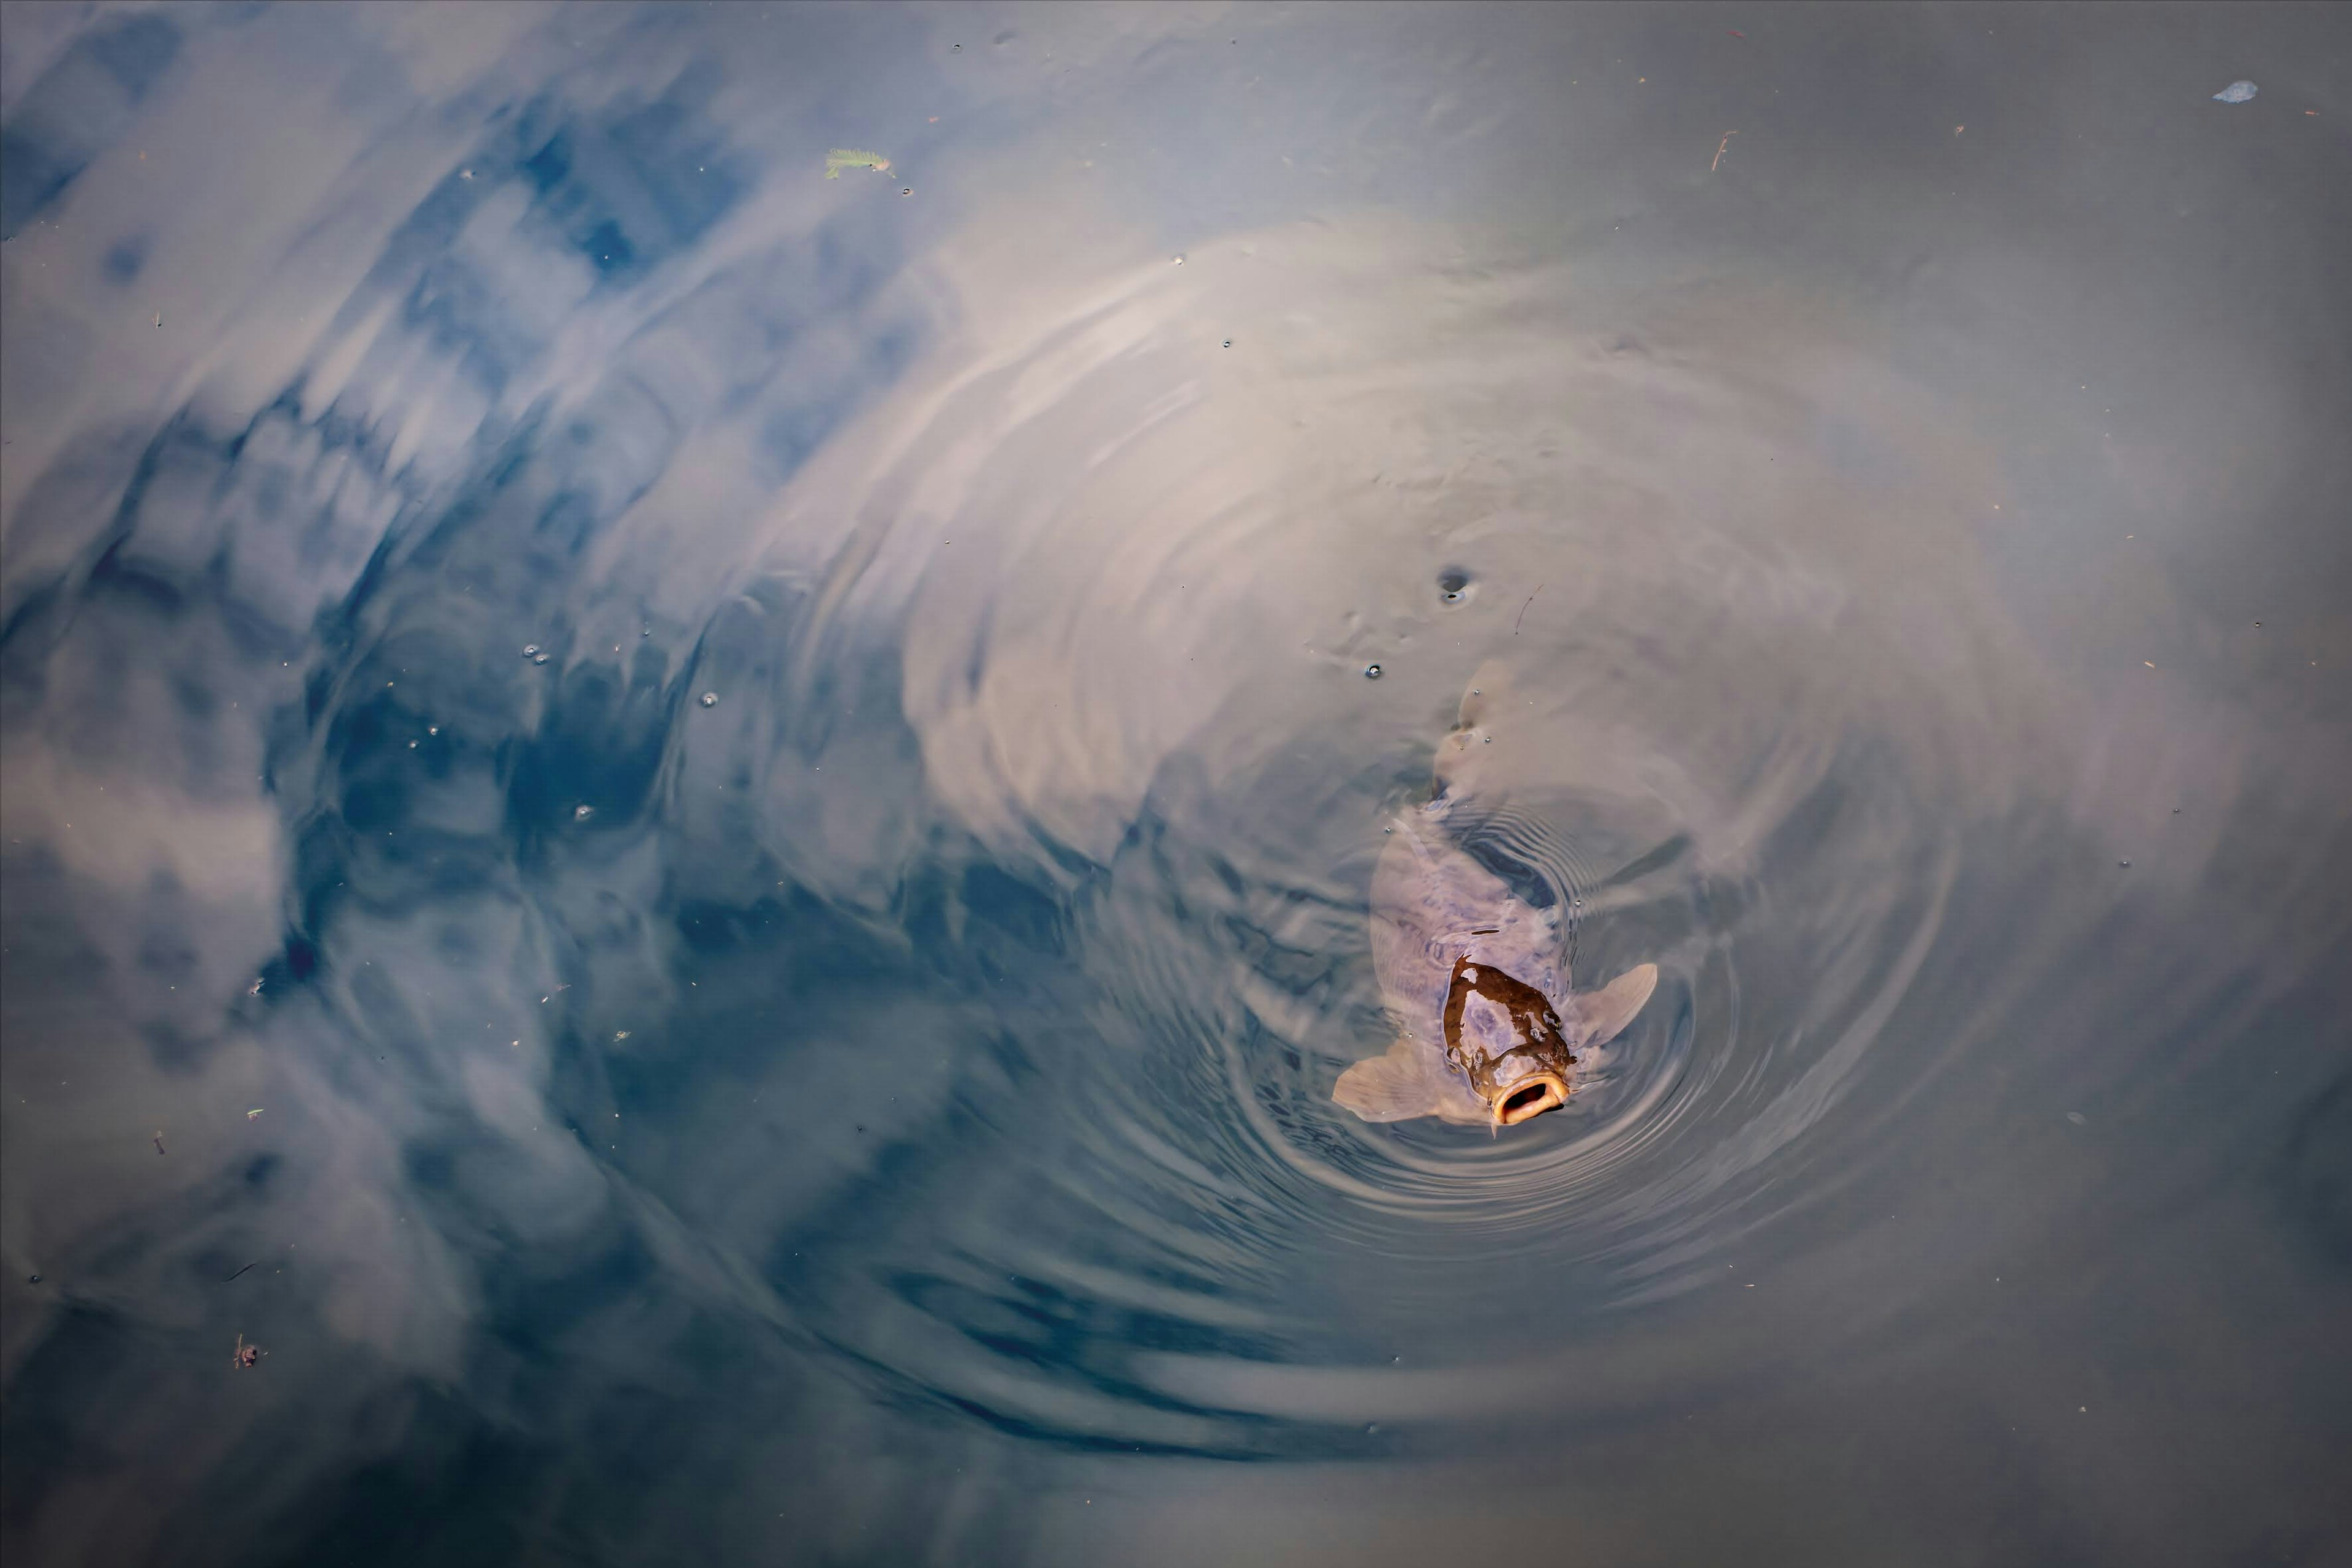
[663,214,2052,1451]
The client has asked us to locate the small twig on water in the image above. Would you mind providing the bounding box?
[153,1131,166,1156]
[225,1262,257,1283]
[1712,131,1738,173]
[1514,583,1545,634]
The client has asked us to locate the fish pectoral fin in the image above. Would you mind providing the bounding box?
[1574,963,1659,1046]
[1334,1040,1487,1124]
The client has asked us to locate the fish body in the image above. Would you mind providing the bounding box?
[1335,666,1656,1127]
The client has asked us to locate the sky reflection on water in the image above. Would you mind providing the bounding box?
[4,4,2349,1565]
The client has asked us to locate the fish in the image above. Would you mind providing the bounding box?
[1335,663,1657,1128]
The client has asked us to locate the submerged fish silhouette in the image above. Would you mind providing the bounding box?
[1335,664,1656,1128]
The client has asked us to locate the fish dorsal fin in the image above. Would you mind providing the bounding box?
[1334,1039,1491,1124]
[1574,963,1658,1046]
[1457,660,1513,729]
[1436,661,1521,802]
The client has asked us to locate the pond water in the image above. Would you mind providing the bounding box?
[3,6,2347,1564]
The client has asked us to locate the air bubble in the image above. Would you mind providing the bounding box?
[699,692,718,707]
[522,644,540,657]
[1363,663,1382,679]
[532,653,549,665]
[574,805,594,821]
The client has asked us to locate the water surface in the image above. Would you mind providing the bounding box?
[4,4,2348,1564]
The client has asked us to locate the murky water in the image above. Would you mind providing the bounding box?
[4,6,2348,1564]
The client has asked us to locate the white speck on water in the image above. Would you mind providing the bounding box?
[574,805,593,821]
[522,644,539,657]
[2212,80,2258,104]
[2067,1111,2086,1125]
[700,692,718,707]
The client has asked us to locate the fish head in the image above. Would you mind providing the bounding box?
[1444,957,1577,1126]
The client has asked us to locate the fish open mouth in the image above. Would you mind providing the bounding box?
[1490,1073,1569,1126]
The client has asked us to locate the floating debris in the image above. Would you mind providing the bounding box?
[2212,80,2258,104]
[246,1107,263,1120]
[1363,663,1382,680]
[522,644,540,658]
[699,691,718,707]
[574,804,594,821]
[825,148,892,178]
[153,1130,166,1155]
[232,1333,264,1370]
[2066,1111,2087,1125]
[225,1262,257,1283]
